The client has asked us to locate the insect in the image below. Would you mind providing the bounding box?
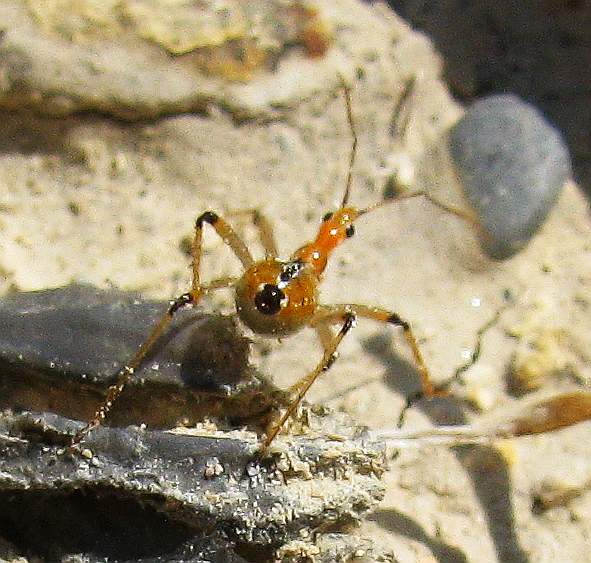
[70,79,478,455]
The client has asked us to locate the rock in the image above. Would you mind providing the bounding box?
[0,284,281,429]
[0,1,334,120]
[0,410,386,561]
[0,285,387,560]
[449,94,572,259]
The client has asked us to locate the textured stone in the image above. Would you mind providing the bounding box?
[0,0,334,119]
[0,284,279,429]
[0,285,386,561]
[0,410,385,561]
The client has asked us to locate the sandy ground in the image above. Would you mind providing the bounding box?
[0,1,590,561]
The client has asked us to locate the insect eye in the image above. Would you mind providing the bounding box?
[345,224,355,238]
[254,284,285,315]
[323,212,334,222]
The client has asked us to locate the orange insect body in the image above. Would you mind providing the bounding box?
[235,207,359,338]
[235,258,318,337]
[236,207,359,337]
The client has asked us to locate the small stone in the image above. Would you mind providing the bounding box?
[203,457,224,479]
[449,94,571,259]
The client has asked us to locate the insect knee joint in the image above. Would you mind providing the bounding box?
[195,211,219,228]
[342,312,357,332]
[168,292,193,314]
[387,313,409,330]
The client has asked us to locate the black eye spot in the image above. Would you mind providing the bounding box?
[323,212,334,222]
[345,224,355,238]
[254,284,285,315]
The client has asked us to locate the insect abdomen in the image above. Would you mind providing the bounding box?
[235,259,318,337]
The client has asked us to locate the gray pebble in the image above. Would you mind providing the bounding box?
[449,94,571,259]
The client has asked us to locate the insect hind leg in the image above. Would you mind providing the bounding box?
[70,211,255,450]
[258,313,356,455]
[69,292,193,448]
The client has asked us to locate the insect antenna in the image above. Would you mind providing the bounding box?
[340,77,357,209]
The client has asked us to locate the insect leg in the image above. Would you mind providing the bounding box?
[69,293,192,448]
[226,209,279,258]
[314,304,442,400]
[315,321,336,352]
[191,211,253,299]
[201,276,240,292]
[258,313,356,455]
[70,212,252,448]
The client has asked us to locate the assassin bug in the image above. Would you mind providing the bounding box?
[70,78,479,455]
